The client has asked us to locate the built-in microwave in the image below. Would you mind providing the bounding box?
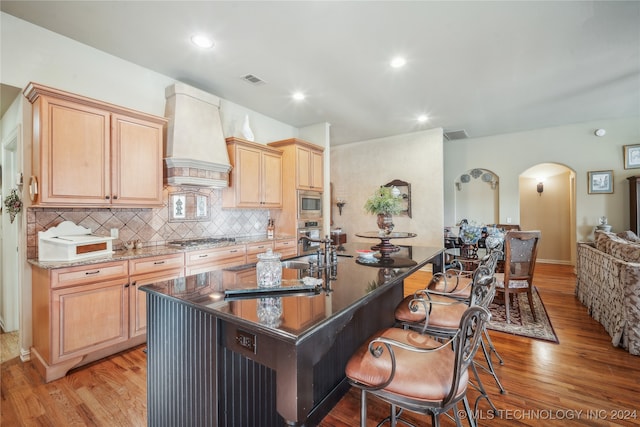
[297,190,322,219]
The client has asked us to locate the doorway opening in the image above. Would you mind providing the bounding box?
[519,163,576,265]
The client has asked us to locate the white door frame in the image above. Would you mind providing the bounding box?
[1,125,21,332]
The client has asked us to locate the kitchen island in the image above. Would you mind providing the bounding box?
[141,242,442,426]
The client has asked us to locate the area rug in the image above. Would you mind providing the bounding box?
[0,331,19,363]
[487,286,559,343]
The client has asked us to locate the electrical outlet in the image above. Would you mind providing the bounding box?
[110,228,119,239]
[506,217,512,224]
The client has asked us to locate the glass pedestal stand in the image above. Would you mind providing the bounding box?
[355,231,418,267]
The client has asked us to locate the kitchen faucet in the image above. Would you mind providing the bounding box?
[298,235,335,266]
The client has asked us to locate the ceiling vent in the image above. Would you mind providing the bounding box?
[241,74,266,85]
[443,129,469,141]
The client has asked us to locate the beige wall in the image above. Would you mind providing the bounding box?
[520,171,574,264]
[444,117,640,264]
[330,128,444,248]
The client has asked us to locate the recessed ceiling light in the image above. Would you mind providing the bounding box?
[390,57,406,68]
[417,114,428,123]
[191,34,214,49]
[292,92,305,101]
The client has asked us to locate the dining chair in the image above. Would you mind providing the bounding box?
[494,230,541,324]
[423,250,506,395]
[395,266,500,412]
[345,305,491,427]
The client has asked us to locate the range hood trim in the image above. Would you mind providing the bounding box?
[165,157,232,173]
[164,82,232,188]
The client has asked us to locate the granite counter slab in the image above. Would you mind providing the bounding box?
[28,235,296,269]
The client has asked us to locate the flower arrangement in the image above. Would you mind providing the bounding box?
[363,186,403,216]
[459,223,483,245]
[3,188,23,224]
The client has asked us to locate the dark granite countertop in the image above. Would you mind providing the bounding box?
[140,243,443,340]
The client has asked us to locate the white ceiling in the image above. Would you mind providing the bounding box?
[1,1,639,145]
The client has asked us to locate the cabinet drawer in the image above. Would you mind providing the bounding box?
[246,241,274,264]
[51,261,128,288]
[185,245,247,274]
[129,253,184,276]
[275,238,298,258]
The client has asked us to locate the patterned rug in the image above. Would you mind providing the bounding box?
[487,286,559,343]
[1,331,19,363]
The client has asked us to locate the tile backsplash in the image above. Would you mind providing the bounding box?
[26,187,269,259]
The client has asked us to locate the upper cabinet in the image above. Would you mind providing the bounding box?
[24,83,165,207]
[268,138,324,192]
[222,137,283,209]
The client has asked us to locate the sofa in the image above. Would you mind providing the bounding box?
[576,230,640,355]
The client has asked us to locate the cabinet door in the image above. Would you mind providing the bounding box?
[236,146,262,207]
[262,150,283,207]
[39,96,111,205]
[52,278,128,363]
[310,150,324,190]
[296,146,312,190]
[112,114,164,206]
[130,268,183,338]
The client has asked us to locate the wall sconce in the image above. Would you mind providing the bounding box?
[336,200,346,215]
[537,182,544,195]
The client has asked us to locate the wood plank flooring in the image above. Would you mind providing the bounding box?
[2,264,640,426]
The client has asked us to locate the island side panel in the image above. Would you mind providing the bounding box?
[218,279,404,426]
[146,293,218,427]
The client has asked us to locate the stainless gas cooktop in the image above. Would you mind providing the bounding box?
[168,237,236,247]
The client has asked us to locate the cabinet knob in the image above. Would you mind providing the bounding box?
[105,195,110,200]
[113,195,118,200]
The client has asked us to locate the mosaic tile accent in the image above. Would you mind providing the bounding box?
[26,187,270,259]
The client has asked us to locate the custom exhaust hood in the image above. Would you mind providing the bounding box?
[164,83,232,187]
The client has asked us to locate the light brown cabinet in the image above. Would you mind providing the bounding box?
[31,260,133,382]
[185,244,248,275]
[275,237,298,259]
[246,240,274,264]
[269,138,324,192]
[222,137,283,208]
[128,253,184,338]
[31,253,184,383]
[267,138,325,239]
[296,145,324,191]
[24,82,165,207]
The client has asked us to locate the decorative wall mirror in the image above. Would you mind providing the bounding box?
[384,179,412,218]
[168,190,211,222]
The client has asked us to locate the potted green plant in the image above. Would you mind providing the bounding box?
[364,186,403,234]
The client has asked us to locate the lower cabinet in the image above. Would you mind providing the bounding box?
[185,244,247,275]
[31,254,184,383]
[275,237,297,259]
[51,276,130,362]
[129,253,184,338]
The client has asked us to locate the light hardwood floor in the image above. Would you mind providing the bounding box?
[2,264,640,426]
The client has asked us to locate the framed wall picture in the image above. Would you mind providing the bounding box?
[588,170,614,194]
[624,144,640,169]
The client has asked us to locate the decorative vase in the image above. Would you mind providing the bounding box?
[377,213,394,235]
[242,114,255,141]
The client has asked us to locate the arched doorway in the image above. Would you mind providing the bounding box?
[519,163,576,265]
